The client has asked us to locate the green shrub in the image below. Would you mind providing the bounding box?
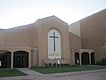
[31,66,45,68]
[70,64,79,67]
[96,58,106,66]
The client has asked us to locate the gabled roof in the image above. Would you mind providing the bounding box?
[1,15,69,30]
[35,15,68,25]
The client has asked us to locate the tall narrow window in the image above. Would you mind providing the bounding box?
[48,29,61,59]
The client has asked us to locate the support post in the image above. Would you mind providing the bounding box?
[89,53,91,64]
[11,52,13,69]
[29,52,31,68]
[79,53,82,65]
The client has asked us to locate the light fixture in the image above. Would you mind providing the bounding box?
[103,42,106,45]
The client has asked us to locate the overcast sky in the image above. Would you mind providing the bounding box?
[0,0,106,29]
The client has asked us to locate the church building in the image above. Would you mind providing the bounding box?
[0,9,106,68]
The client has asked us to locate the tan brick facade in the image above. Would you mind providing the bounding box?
[0,9,106,68]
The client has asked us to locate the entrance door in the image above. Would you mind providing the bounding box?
[0,51,11,68]
[75,52,79,65]
[13,51,28,68]
[81,52,89,65]
[91,52,95,64]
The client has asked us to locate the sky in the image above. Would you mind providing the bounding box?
[0,0,106,29]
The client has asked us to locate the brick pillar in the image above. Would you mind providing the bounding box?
[89,53,91,64]
[11,52,13,69]
[79,53,82,65]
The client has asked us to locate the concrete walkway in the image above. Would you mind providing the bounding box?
[0,68,106,80]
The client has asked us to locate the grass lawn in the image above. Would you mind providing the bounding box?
[0,69,27,77]
[31,65,106,74]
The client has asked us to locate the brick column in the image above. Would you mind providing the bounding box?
[79,53,82,65]
[11,52,13,69]
[89,53,91,64]
[29,52,31,68]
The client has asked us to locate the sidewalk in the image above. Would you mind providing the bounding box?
[0,68,52,80]
[0,68,106,80]
[47,68,106,77]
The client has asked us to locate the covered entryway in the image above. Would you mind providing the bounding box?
[75,52,80,65]
[13,51,29,68]
[0,50,11,68]
[91,52,95,64]
[81,52,89,65]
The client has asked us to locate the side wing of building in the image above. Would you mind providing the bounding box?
[80,9,106,61]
